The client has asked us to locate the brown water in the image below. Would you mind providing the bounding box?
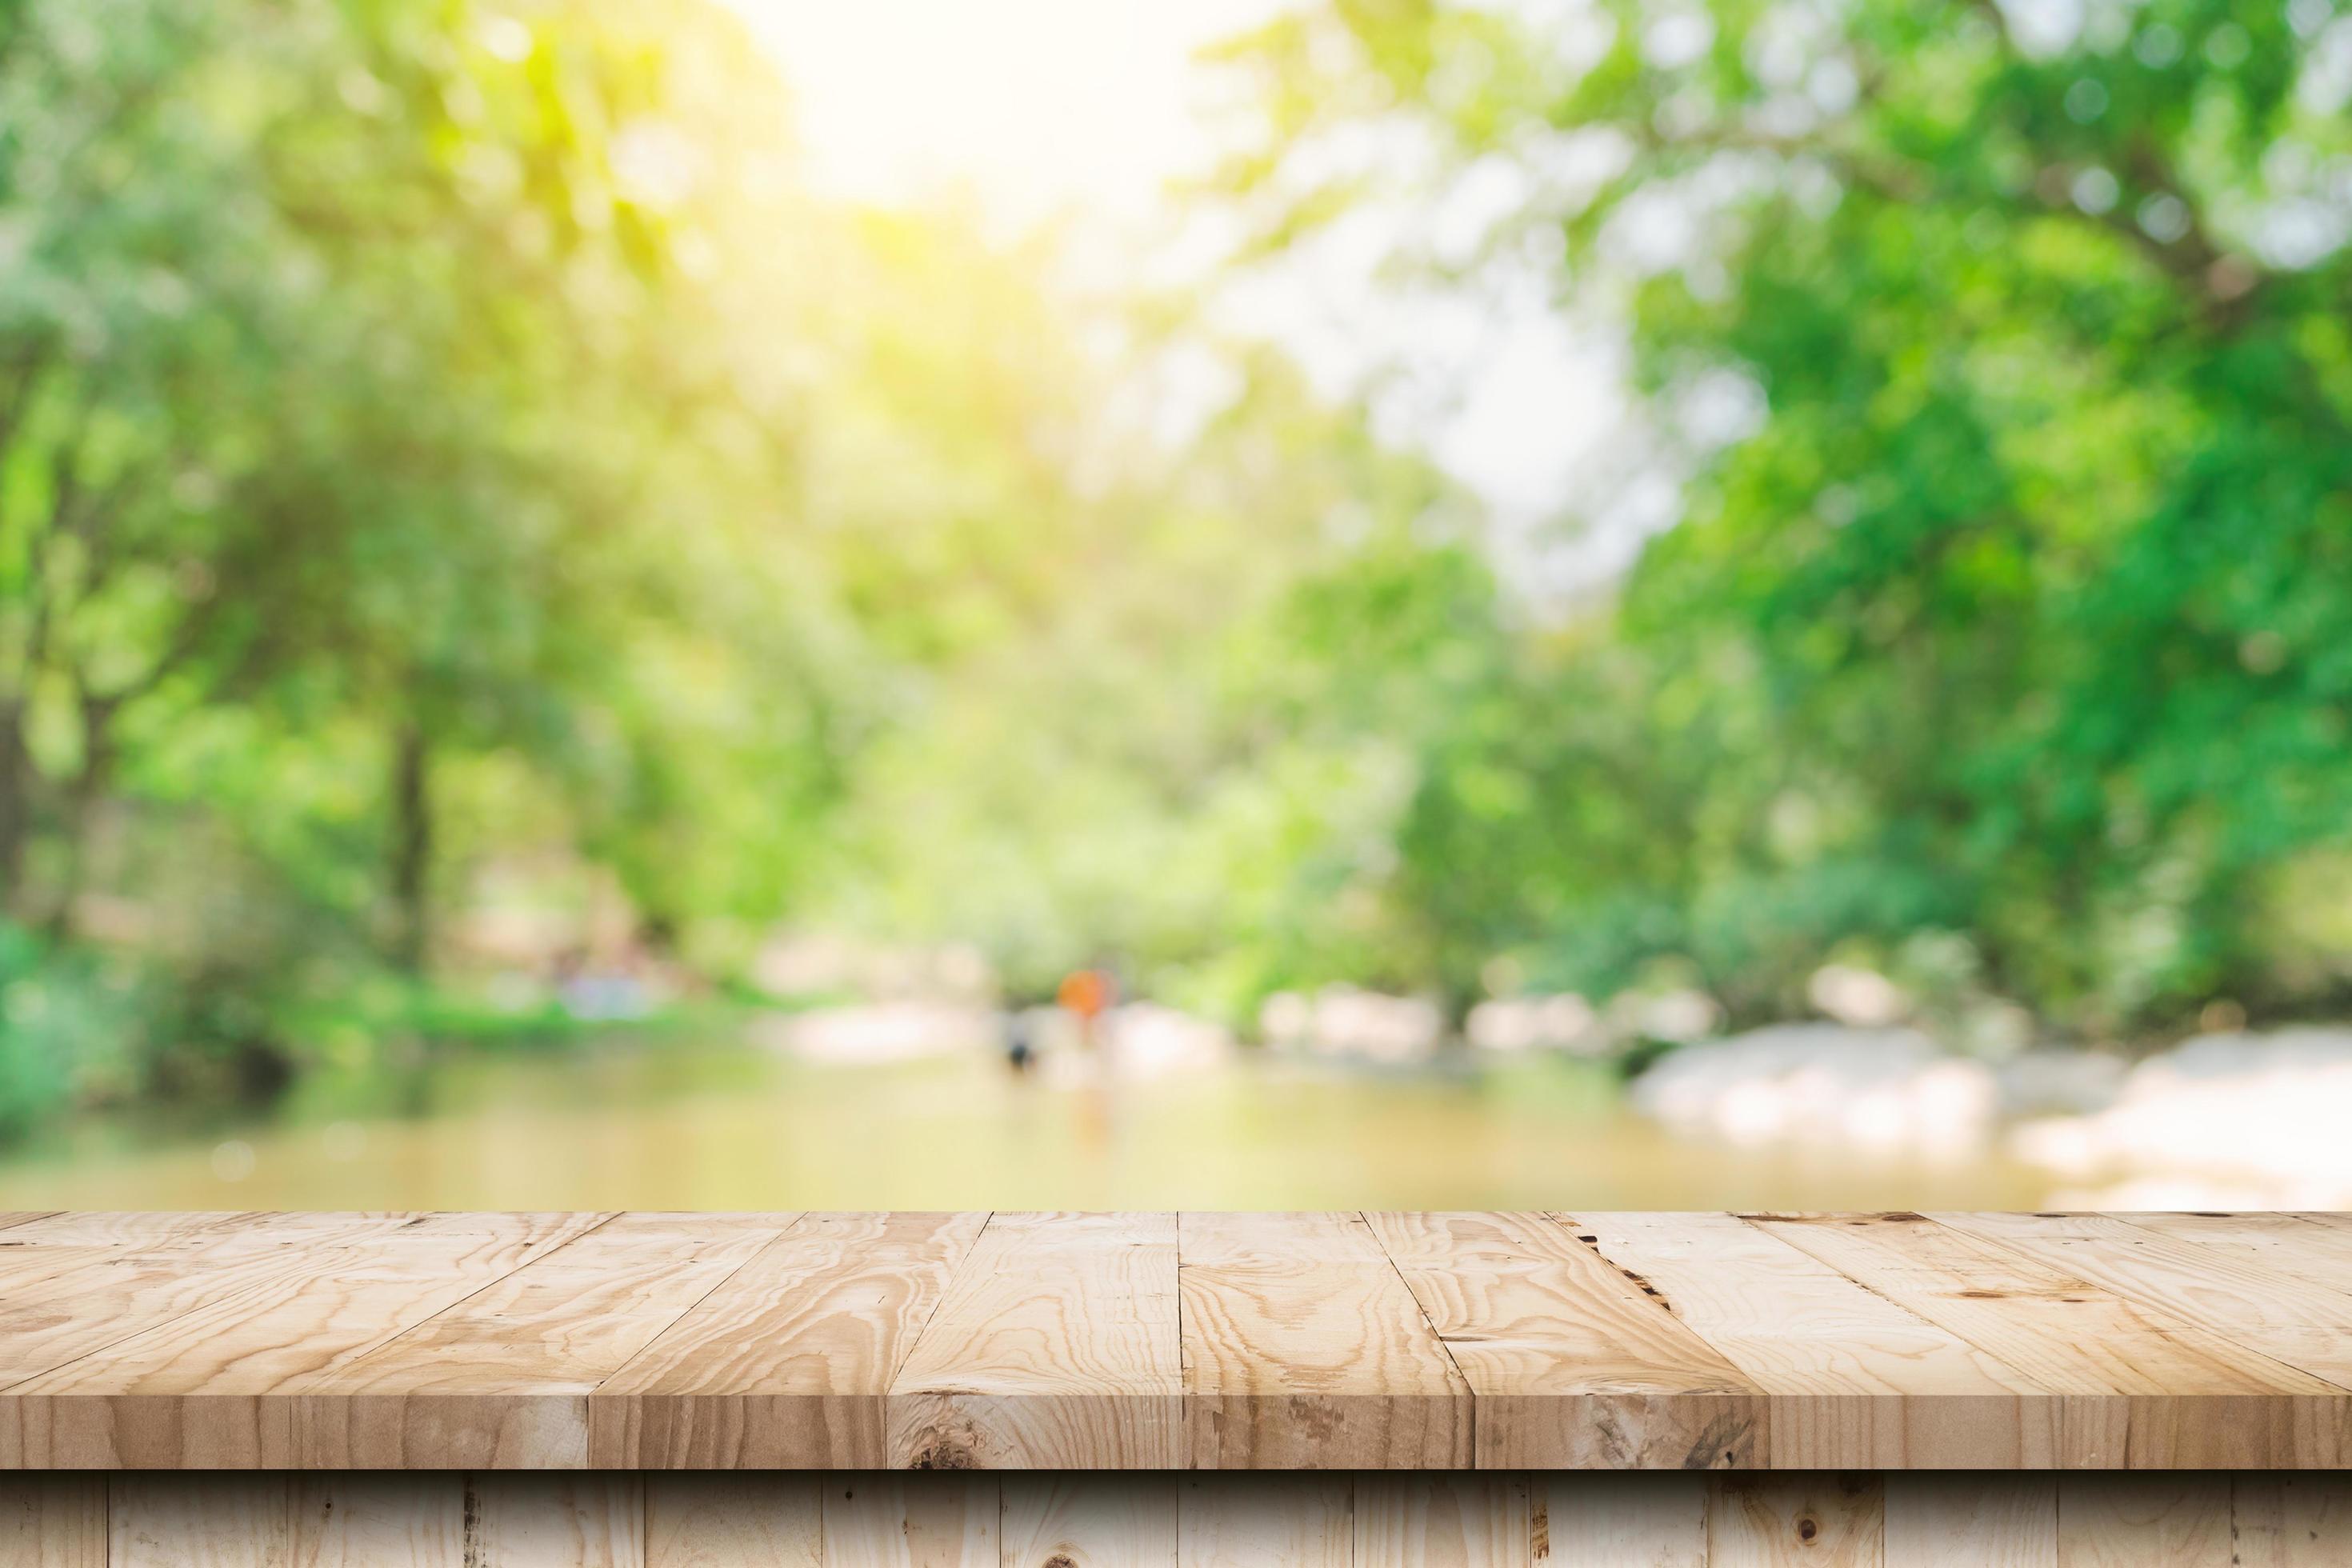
[0,1040,2058,1211]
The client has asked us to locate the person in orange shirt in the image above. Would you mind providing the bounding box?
[1057,966,1117,1053]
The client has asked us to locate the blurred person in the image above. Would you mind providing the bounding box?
[1002,1002,1037,1075]
[1056,966,1117,1054]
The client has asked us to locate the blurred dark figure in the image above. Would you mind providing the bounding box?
[1002,1006,1035,1075]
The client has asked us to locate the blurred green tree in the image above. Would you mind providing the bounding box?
[1215,0,2352,1032]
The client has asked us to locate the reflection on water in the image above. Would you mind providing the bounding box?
[0,1035,2058,1211]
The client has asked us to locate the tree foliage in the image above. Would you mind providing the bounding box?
[1217,0,2352,1034]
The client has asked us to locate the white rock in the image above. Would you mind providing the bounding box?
[1630,1024,1996,1156]
[1468,994,1602,1054]
[1308,987,1446,1063]
[1106,1003,1233,1079]
[1807,964,1910,1027]
[758,1002,993,1064]
[2008,1029,2352,1202]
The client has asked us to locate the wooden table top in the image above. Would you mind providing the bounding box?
[3,1210,2349,1471]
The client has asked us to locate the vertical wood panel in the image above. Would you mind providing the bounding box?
[110,1474,294,1568]
[2230,1474,2352,1568]
[1882,1474,2054,1567]
[820,1476,998,1568]
[0,1473,106,1567]
[1349,1475,1531,1568]
[2052,1475,2228,1568]
[1174,1475,1350,1568]
[644,1474,822,1568]
[1541,1474,1705,1568]
[465,1474,645,1568]
[1000,1474,1175,1568]
[1706,1474,1882,1568]
[294,1474,464,1566]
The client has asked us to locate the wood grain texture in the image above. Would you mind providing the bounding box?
[889,1214,1182,1469]
[466,1473,646,1568]
[1541,1473,1705,1568]
[2052,1474,2229,1567]
[292,1474,464,1566]
[598,1212,986,1469]
[644,1474,822,1568]
[1932,1212,2352,1390]
[2231,1474,2352,1567]
[1349,1475,1531,1568]
[16,1214,607,1397]
[2116,1212,2352,1284]
[110,1474,293,1567]
[1753,1212,2340,1466]
[1881,1474,2054,1567]
[1182,1212,1470,1468]
[1706,1474,1882,1567]
[1562,1212,2046,1469]
[294,1214,789,1467]
[0,1214,416,1392]
[820,1475,997,1568]
[0,1472,104,1567]
[1367,1212,1762,1468]
[1174,1475,1349,1568]
[13,1472,2352,1564]
[1000,1473,1177,1567]
[6,1212,2352,1473]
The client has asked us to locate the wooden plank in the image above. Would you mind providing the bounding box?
[0,1472,105,1566]
[1934,1213,2352,1389]
[2117,1212,2352,1282]
[1539,1474,1704,1568]
[1181,1212,1470,1468]
[1174,1475,1349,1568]
[4,1210,2352,1475]
[1706,1474,1882,1568]
[1754,1212,2336,1466]
[1366,1211,1762,1467]
[598,1212,986,1468]
[6,1214,609,1467]
[2,1214,268,1248]
[110,1474,293,1567]
[1882,1474,2054,1567]
[1348,1476,1531,1568]
[2052,1474,2228,1567]
[466,1474,645,1568]
[292,1474,465,1566]
[1562,1212,2046,1468]
[18,1213,609,1394]
[645,1474,822,1568]
[0,1215,422,1389]
[819,1475,996,1568]
[2232,1474,2352,1567]
[888,1213,1182,1468]
[1000,1474,1176,1568]
[294,1213,789,1466]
